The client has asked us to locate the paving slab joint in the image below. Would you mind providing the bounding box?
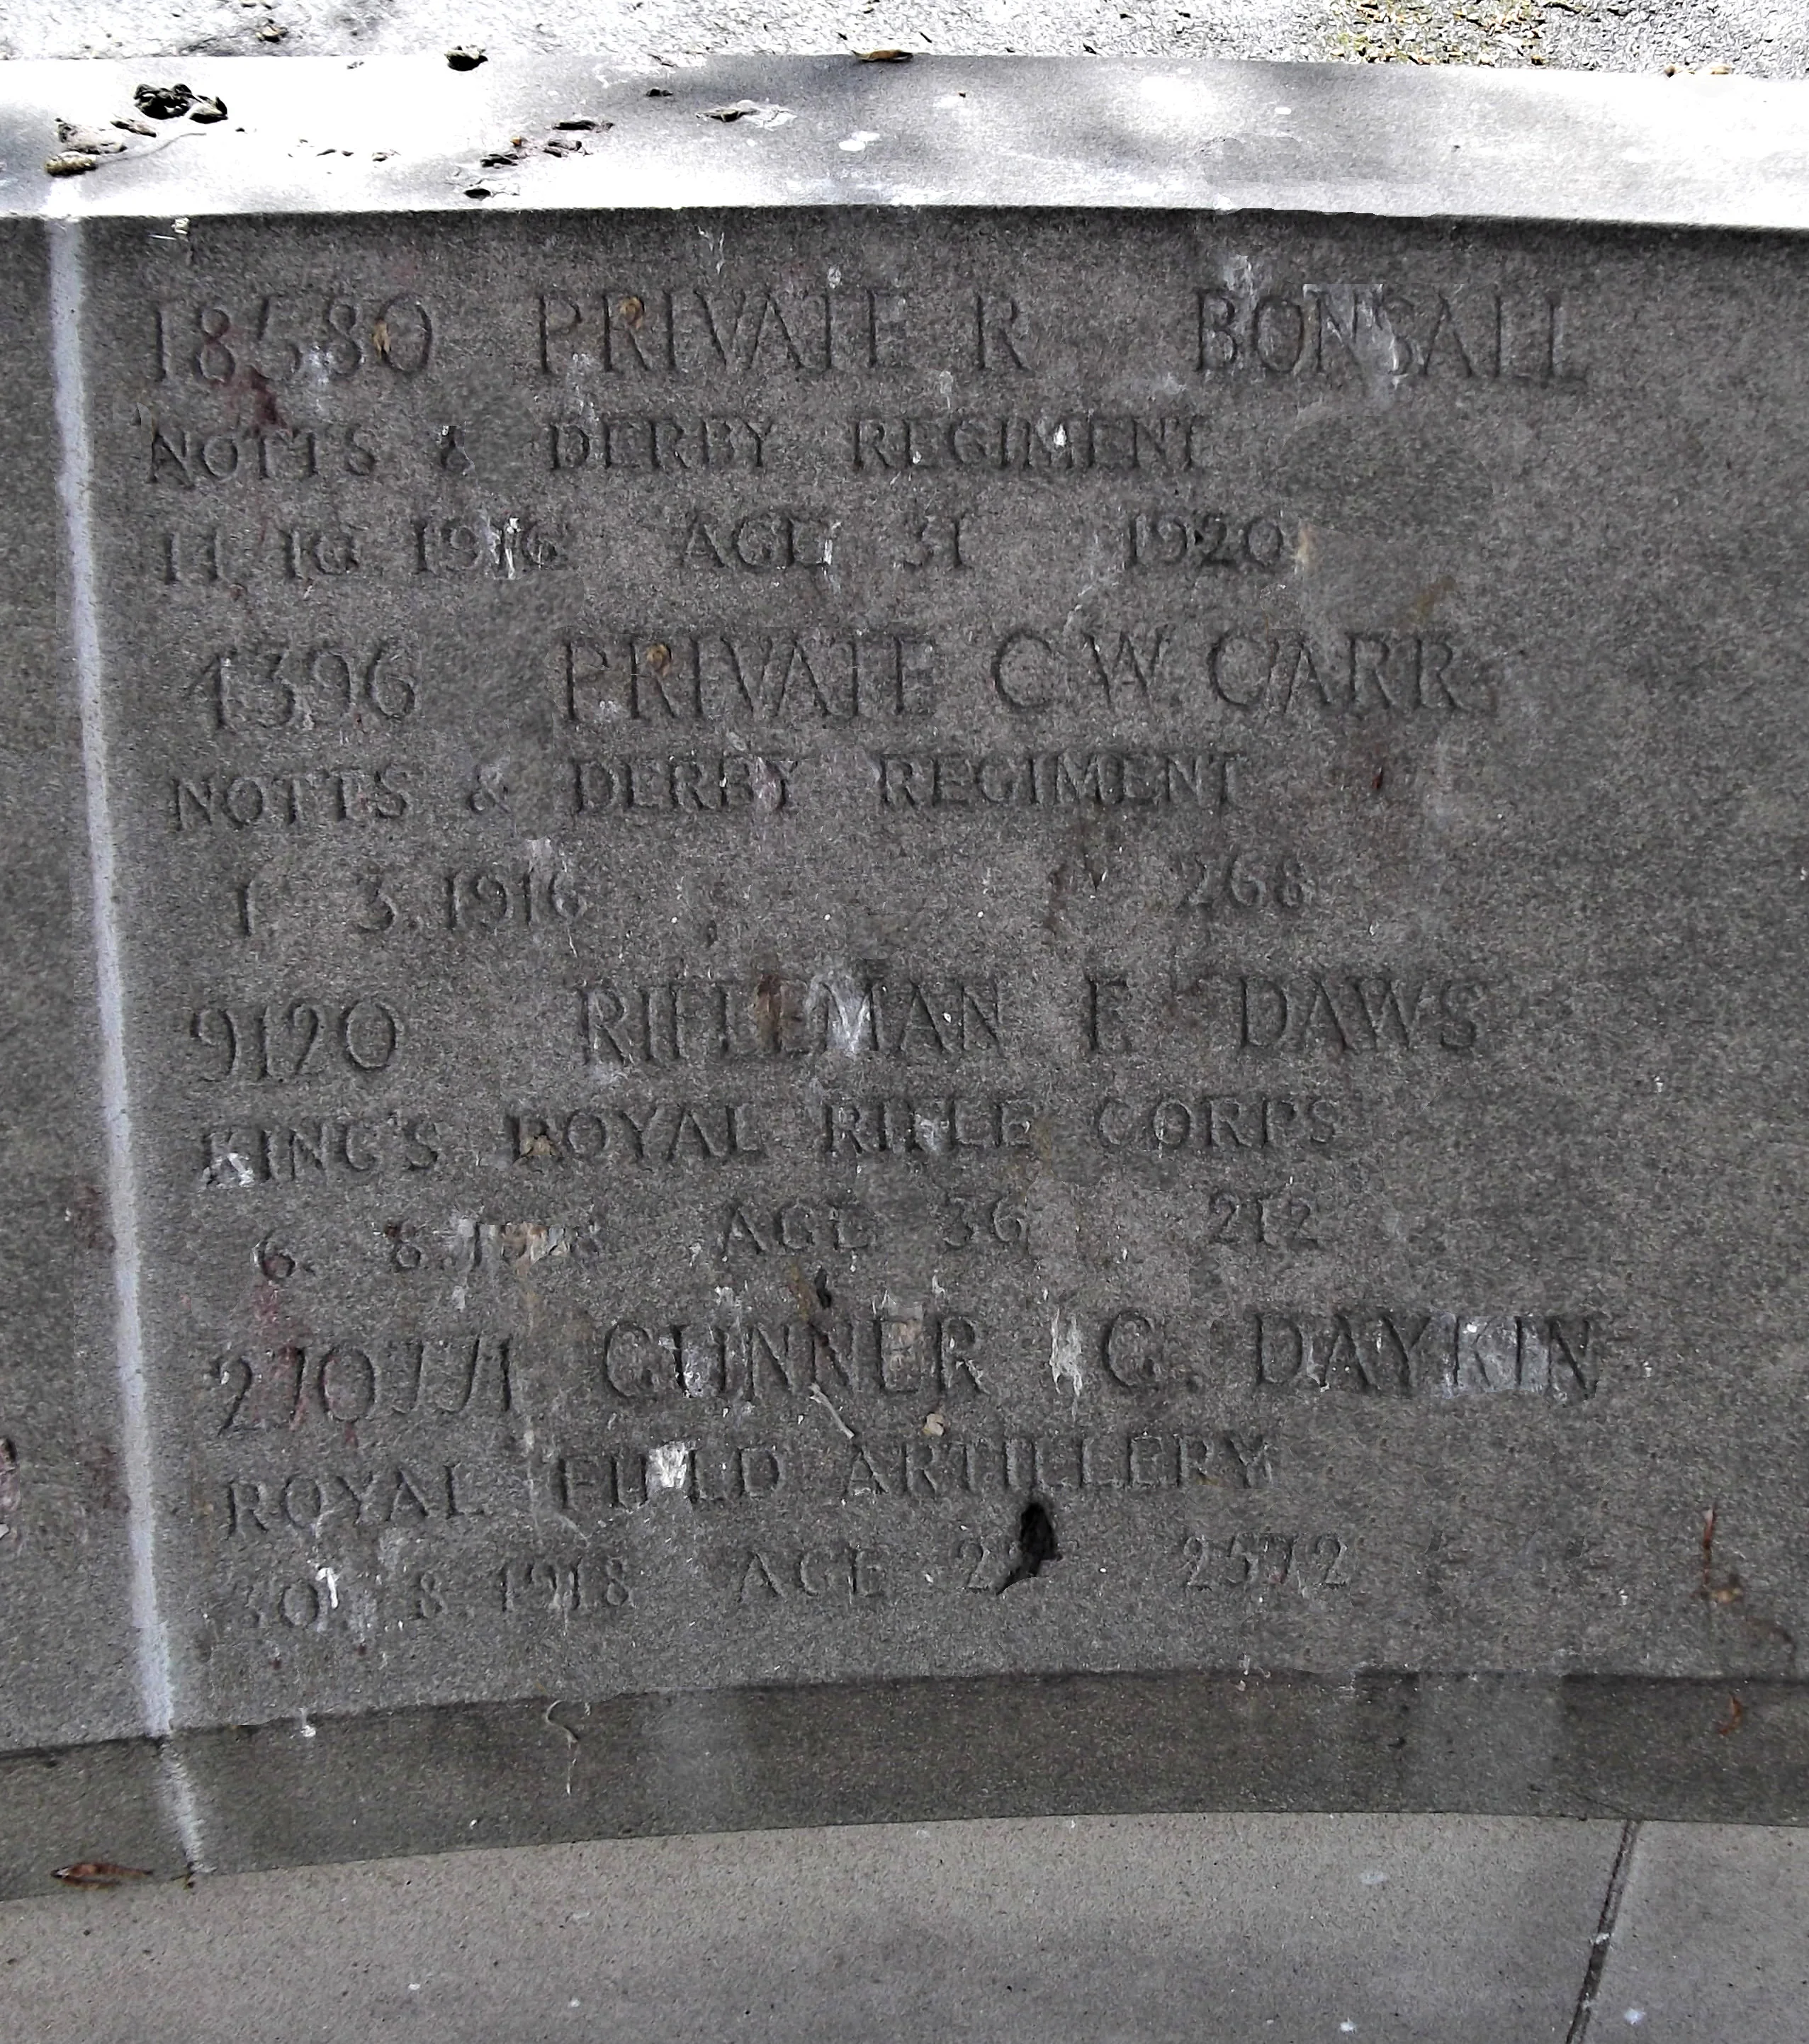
[1564,1818,1639,2044]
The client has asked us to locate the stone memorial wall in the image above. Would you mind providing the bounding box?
[2,54,1808,1890]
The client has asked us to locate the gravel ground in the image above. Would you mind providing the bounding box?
[3,0,1805,77]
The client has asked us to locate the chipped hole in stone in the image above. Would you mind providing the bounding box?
[999,1497,1059,1591]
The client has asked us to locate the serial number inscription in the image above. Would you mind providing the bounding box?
[1180,1530,1353,1594]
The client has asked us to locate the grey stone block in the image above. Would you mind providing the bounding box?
[0,1739,182,1899]
[0,222,146,1757]
[2,53,1809,1885]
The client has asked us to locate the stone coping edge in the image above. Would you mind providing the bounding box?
[1,55,1807,229]
[4,1670,1803,1897]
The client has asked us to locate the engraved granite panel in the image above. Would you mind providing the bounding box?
[72,206,1808,1727]
[4,55,1809,1884]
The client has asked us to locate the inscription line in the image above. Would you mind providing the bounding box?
[49,218,204,1866]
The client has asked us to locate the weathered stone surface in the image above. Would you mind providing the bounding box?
[3,54,1809,1889]
[89,201,1807,1716]
[0,1812,1627,2044]
[4,55,1808,228]
[0,1739,179,1902]
[0,223,145,1757]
